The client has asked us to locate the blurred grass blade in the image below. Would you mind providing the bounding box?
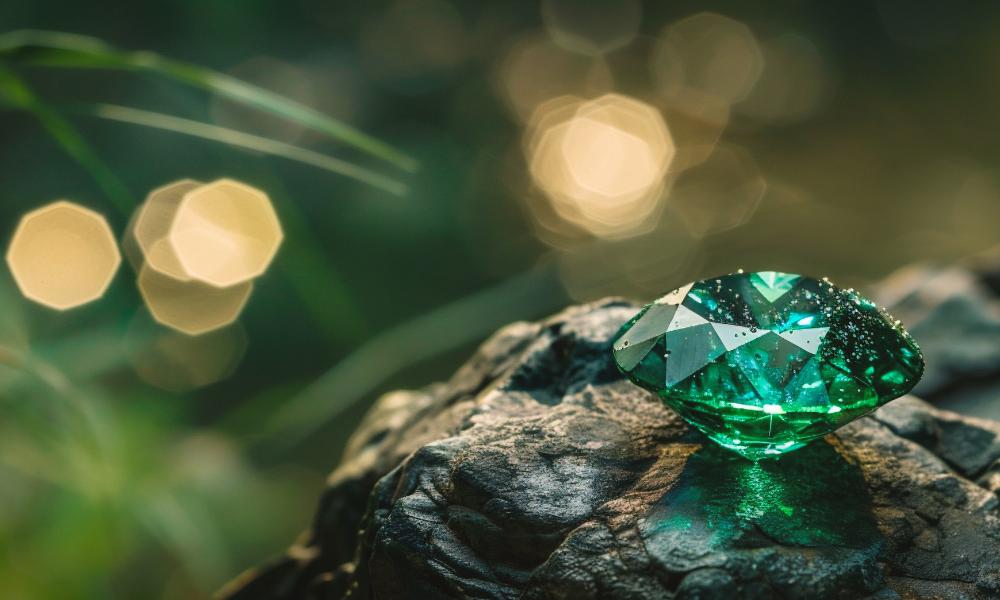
[78,104,408,195]
[255,262,569,453]
[0,66,133,214]
[0,29,417,172]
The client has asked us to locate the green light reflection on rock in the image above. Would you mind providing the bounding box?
[641,442,882,580]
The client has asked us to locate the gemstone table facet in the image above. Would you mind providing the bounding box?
[612,271,924,460]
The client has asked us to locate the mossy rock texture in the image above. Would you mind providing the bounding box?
[224,263,1000,600]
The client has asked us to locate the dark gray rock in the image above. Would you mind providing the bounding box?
[224,277,1000,600]
[874,263,1000,419]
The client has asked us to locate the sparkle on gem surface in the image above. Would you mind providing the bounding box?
[612,271,924,460]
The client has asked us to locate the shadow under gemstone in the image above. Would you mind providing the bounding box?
[641,441,882,573]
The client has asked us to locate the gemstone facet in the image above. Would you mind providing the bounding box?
[612,271,924,460]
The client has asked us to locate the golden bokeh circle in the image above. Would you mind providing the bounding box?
[652,13,764,105]
[6,200,121,310]
[132,179,203,281]
[168,179,284,288]
[137,265,254,336]
[128,314,248,393]
[525,94,676,239]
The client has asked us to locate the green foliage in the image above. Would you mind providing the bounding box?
[0,30,412,197]
[79,104,408,195]
[0,66,134,213]
[0,30,417,171]
[0,28,424,599]
[0,26,566,598]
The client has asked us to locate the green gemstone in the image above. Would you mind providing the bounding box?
[612,271,924,460]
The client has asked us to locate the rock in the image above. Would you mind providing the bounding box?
[222,286,1000,600]
[874,263,1000,420]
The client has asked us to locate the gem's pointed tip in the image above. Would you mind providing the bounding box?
[731,449,769,463]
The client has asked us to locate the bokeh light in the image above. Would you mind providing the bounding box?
[6,201,121,310]
[137,265,254,336]
[497,33,613,122]
[655,88,731,173]
[525,93,675,239]
[541,0,642,56]
[651,13,764,105]
[121,207,144,273]
[128,314,248,393]
[735,34,835,125]
[669,144,767,237]
[168,179,283,288]
[123,178,281,336]
[132,179,203,280]
[4,4,1000,599]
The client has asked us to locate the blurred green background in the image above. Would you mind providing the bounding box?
[0,1,998,598]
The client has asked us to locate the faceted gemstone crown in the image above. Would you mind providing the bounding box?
[612,271,924,460]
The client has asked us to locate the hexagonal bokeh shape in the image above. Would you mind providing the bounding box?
[6,200,121,310]
[525,94,675,238]
[128,313,248,393]
[498,34,612,122]
[138,265,253,336]
[132,179,203,280]
[563,95,675,201]
[168,179,283,288]
[654,12,764,104]
[573,95,675,171]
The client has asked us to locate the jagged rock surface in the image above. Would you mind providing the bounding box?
[224,264,1000,600]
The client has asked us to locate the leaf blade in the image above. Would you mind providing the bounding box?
[0,29,418,172]
[0,66,134,214]
[76,103,408,195]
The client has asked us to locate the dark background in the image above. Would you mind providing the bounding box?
[0,1,997,598]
